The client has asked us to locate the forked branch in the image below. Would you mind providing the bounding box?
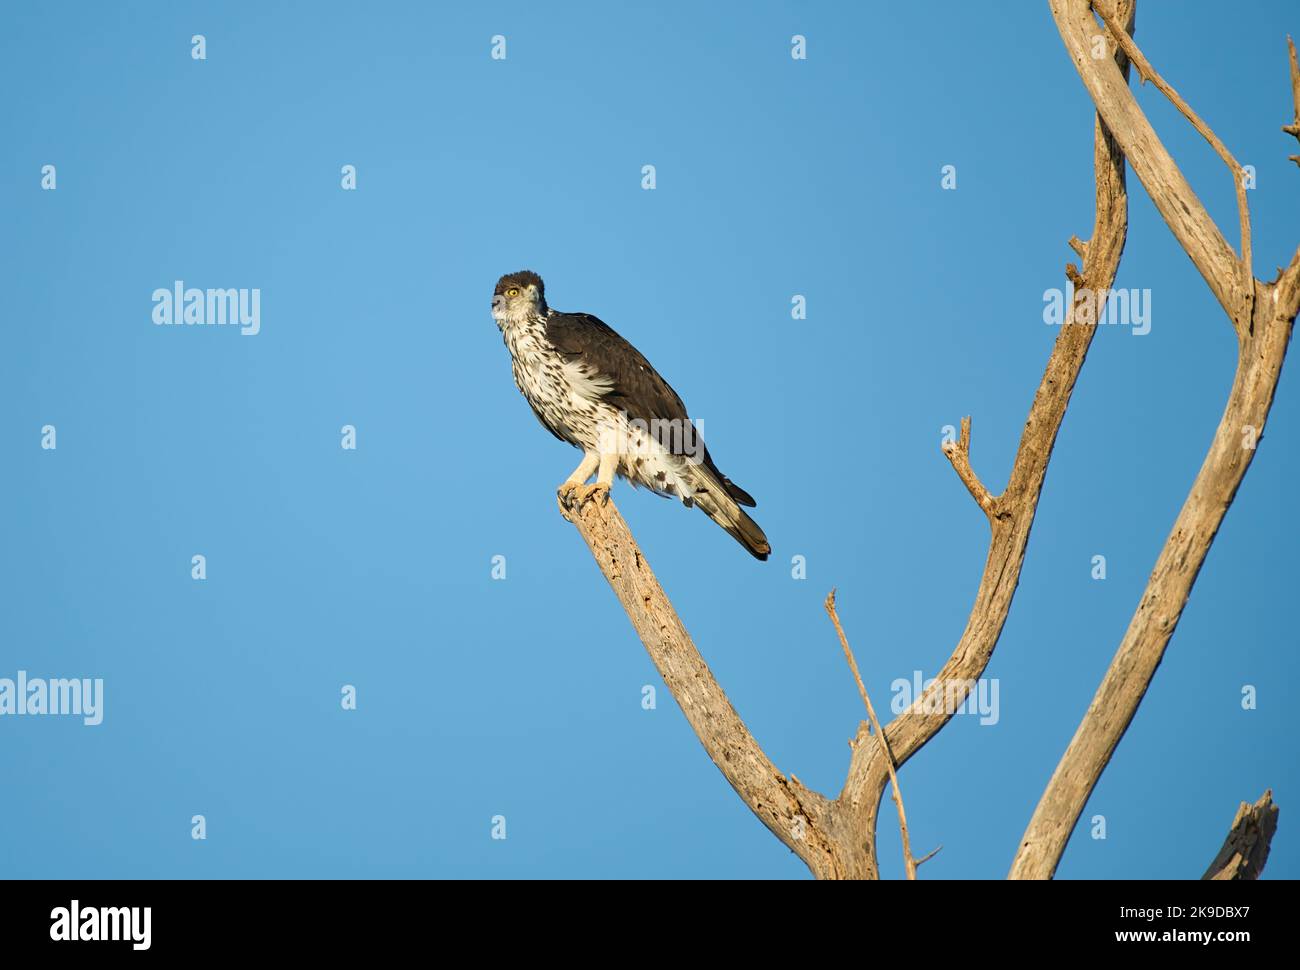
[1010,0,1300,880]
[562,0,1132,881]
[556,0,1291,882]
[832,0,1135,876]
[941,417,996,519]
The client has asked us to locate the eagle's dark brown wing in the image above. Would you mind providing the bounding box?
[544,311,756,507]
[545,312,688,423]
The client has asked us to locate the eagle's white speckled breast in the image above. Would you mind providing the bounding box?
[501,312,610,451]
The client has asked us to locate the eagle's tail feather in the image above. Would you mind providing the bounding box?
[702,455,757,507]
[721,506,771,561]
[721,478,757,508]
[687,467,770,561]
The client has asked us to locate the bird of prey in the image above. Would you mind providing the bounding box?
[492,270,770,560]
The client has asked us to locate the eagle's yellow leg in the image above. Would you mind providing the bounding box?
[563,451,600,487]
[595,452,617,486]
[584,452,619,505]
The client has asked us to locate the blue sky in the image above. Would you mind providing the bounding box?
[2,0,1297,879]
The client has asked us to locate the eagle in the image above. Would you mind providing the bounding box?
[492,270,770,560]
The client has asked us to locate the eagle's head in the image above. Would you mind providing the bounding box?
[492,270,547,326]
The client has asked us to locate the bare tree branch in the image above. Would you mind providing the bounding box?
[1053,0,1246,325]
[831,0,1134,878]
[825,589,917,879]
[559,493,852,879]
[916,844,944,866]
[1203,790,1278,880]
[1284,36,1299,167]
[555,0,1291,883]
[1010,0,1300,880]
[1095,0,1252,282]
[942,416,996,519]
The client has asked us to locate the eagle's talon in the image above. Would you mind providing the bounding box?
[556,482,580,517]
[556,482,609,513]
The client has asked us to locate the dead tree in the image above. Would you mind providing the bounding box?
[1009,0,1299,880]
[559,0,1297,879]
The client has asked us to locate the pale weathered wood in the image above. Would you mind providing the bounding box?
[824,590,916,880]
[559,493,852,879]
[1284,36,1299,167]
[833,0,1136,876]
[1049,0,1247,325]
[560,1,1132,879]
[1009,0,1300,880]
[1094,1,1252,281]
[557,0,1294,881]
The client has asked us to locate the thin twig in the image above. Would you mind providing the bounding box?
[1289,35,1300,125]
[825,589,917,880]
[916,844,944,866]
[1095,0,1252,283]
[1285,36,1300,167]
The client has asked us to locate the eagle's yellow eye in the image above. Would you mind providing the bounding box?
[506,287,520,297]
